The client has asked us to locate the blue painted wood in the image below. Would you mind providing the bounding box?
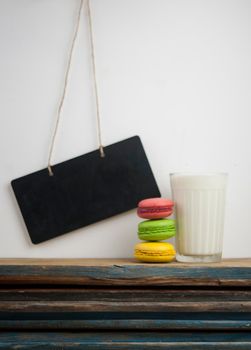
[2,311,251,320]
[0,332,251,349]
[0,259,251,347]
[0,319,251,330]
[0,261,251,286]
[1,312,251,330]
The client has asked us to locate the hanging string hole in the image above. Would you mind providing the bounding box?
[48,166,54,177]
[99,146,105,158]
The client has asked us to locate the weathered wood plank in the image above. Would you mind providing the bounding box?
[1,287,251,313]
[0,259,250,286]
[1,288,251,302]
[1,311,251,330]
[1,300,251,312]
[1,332,251,349]
[0,258,250,267]
[0,259,250,345]
[0,317,251,330]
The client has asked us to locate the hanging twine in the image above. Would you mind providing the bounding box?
[47,0,105,176]
[86,0,105,159]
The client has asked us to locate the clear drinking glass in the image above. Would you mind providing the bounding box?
[170,173,228,263]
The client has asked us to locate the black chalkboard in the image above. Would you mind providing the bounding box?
[11,136,160,244]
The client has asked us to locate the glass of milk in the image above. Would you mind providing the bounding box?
[170,173,228,263]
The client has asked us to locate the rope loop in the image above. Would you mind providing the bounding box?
[47,0,105,176]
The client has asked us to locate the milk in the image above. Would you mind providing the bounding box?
[170,173,227,263]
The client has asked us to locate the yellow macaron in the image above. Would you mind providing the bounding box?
[134,242,176,263]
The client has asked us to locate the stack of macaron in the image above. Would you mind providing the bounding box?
[134,198,176,263]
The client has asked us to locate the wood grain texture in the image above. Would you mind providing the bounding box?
[1,258,251,342]
[0,312,251,330]
[1,288,251,302]
[1,300,251,312]
[1,318,251,330]
[0,258,250,266]
[1,286,251,330]
[0,258,250,286]
[1,332,251,349]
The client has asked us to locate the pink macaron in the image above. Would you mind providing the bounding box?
[137,198,174,219]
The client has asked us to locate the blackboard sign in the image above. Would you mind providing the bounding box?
[11,136,160,244]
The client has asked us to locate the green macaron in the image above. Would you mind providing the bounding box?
[138,219,176,241]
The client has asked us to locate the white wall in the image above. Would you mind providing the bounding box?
[0,0,251,258]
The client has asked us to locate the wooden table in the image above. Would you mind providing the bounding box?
[0,258,251,349]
